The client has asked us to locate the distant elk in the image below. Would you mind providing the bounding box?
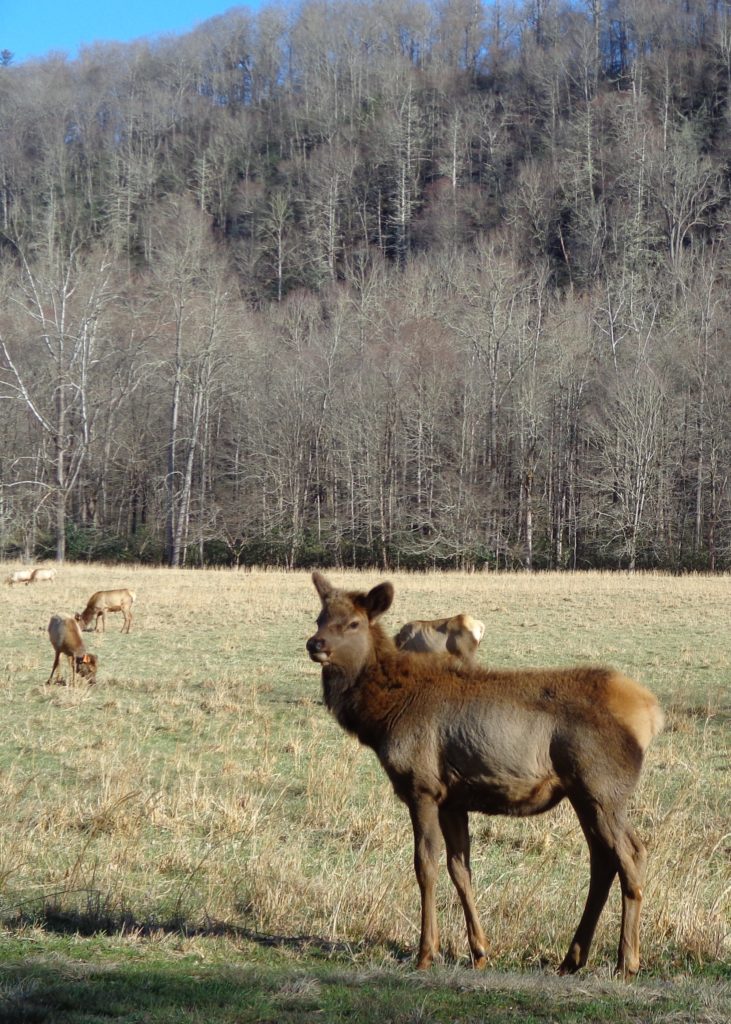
[395,613,485,663]
[29,567,57,583]
[76,588,136,634]
[47,614,98,686]
[5,569,33,585]
[306,572,664,978]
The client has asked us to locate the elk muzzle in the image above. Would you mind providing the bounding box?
[307,634,330,664]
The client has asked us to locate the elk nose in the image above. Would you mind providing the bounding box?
[306,635,326,653]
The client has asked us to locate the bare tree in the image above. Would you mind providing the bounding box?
[0,243,115,561]
[149,196,236,566]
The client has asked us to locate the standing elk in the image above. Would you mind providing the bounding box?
[394,613,485,663]
[29,567,57,583]
[76,588,136,633]
[5,569,33,585]
[47,614,98,685]
[306,572,664,978]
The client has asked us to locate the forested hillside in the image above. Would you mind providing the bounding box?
[1,0,730,570]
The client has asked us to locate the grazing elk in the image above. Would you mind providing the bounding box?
[306,572,664,978]
[29,567,57,583]
[5,569,33,585]
[76,588,136,633]
[395,613,485,663]
[47,614,98,686]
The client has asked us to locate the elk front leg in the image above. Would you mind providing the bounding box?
[439,806,487,968]
[409,797,443,969]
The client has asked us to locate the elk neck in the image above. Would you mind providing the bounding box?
[321,623,412,746]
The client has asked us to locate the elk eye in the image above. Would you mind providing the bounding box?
[347,620,360,630]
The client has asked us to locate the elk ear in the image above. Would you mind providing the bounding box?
[363,581,394,621]
[312,571,334,602]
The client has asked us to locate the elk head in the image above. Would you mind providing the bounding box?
[307,571,394,678]
[75,652,98,682]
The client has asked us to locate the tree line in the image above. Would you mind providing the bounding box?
[0,0,730,570]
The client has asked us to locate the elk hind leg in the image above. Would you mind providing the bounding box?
[46,651,61,685]
[616,824,647,978]
[562,800,646,978]
[586,812,647,978]
[559,837,617,975]
[439,806,487,968]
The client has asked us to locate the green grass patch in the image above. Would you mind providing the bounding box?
[1,931,728,1024]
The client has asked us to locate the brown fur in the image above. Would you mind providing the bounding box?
[307,572,664,978]
[76,588,136,633]
[47,614,98,686]
[394,613,485,662]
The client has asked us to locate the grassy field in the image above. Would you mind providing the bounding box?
[0,565,729,1023]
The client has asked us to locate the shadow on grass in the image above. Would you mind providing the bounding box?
[5,901,385,962]
[0,912,554,1024]
[2,907,426,1023]
[1,948,718,1024]
[2,908,728,1024]
[1,958,384,1024]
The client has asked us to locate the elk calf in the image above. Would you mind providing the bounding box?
[5,569,32,585]
[395,613,485,663]
[29,567,57,583]
[76,588,136,633]
[47,614,98,686]
[307,573,664,978]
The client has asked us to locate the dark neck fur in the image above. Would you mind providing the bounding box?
[321,622,400,743]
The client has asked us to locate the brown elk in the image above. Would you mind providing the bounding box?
[47,614,98,685]
[306,572,664,978]
[76,588,136,633]
[394,613,485,662]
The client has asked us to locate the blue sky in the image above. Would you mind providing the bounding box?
[2,1,262,64]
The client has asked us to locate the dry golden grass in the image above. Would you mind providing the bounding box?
[0,564,728,977]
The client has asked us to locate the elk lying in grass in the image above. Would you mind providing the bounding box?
[5,569,32,585]
[306,572,664,978]
[47,614,98,686]
[394,613,485,663]
[29,567,57,583]
[76,588,136,633]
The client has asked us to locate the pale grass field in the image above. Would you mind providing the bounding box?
[0,564,728,979]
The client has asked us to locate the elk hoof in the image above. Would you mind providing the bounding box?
[614,962,639,982]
